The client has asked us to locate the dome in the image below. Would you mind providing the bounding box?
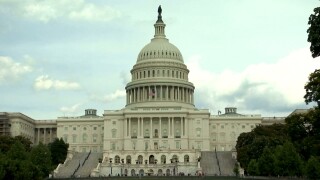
[136,7,183,63]
[137,38,184,62]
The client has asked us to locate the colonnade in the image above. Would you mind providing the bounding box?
[35,127,56,144]
[126,85,194,104]
[124,117,186,138]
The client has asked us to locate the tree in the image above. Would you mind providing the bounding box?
[48,138,69,166]
[306,156,320,180]
[30,142,52,178]
[257,147,276,176]
[274,142,303,177]
[247,159,259,176]
[304,69,320,107]
[233,162,240,176]
[307,7,320,58]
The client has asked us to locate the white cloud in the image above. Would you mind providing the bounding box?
[103,90,126,102]
[60,103,82,113]
[34,75,80,90]
[187,47,320,115]
[2,0,121,23]
[0,56,33,83]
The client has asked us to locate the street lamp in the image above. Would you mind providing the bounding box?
[109,158,113,176]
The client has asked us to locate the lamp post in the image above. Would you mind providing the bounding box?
[109,158,113,176]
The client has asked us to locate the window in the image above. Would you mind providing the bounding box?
[197,120,200,124]
[112,129,117,138]
[72,135,77,143]
[145,141,149,150]
[242,125,245,129]
[63,135,68,143]
[83,127,87,131]
[112,121,116,125]
[221,125,224,129]
[196,128,201,137]
[115,155,120,164]
[94,127,97,130]
[64,127,68,131]
[184,155,189,163]
[161,155,166,164]
[111,143,116,150]
[73,127,76,131]
[175,141,180,149]
[93,134,97,143]
[145,129,149,138]
[83,133,87,143]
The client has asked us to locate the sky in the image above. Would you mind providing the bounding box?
[1,0,320,120]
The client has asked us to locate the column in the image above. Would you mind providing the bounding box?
[129,118,131,137]
[150,117,153,138]
[43,128,46,144]
[37,128,40,144]
[142,118,144,137]
[148,86,151,101]
[180,117,183,137]
[138,118,140,137]
[166,86,168,100]
[50,128,52,142]
[160,86,163,100]
[137,87,140,102]
[171,118,174,137]
[159,118,162,138]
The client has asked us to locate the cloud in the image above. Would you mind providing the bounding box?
[34,75,80,90]
[0,56,33,83]
[103,90,126,102]
[1,0,121,23]
[120,71,130,85]
[187,48,320,116]
[60,103,82,113]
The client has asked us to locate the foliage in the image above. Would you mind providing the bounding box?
[257,147,276,176]
[48,138,69,166]
[247,159,259,176]
[31,142,52,177]
[306,156,320,180]
[304,69,320,107]
[273,142,303,177]
[307,7,320,58]
[233,162,240,176]
[0,136,54,179]
[236,124,288,169]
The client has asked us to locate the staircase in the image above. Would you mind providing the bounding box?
[74,152,102,177]
[216,151,236,176]
[200,151,220,175]
[55,152,88,178]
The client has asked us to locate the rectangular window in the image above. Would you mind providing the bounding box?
[73,127,76,131]
[94,127,97,130]
[175,141,180,149]
[72,135,76,143]
[64,127,68,131]
[111,143,115,150]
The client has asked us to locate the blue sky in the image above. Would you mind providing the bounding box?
[0,0,320,119]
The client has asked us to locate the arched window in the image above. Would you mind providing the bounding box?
[161,155,166,164]
[172,155,178,163]
[138,155,143,164]
[149,155,155,164]
[184,155,189,163]
[126,155,131,164]
[115,155,120,164]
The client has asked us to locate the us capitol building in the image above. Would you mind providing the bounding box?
[0,6,287,177]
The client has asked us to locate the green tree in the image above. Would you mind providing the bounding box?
[274,142,303,177]
[257,147,276,176]
[31,142,52,178]
[233,162,240,176]
[304,69,320,107]
[247,159,259,176]
[307,7,320,58]
[48,138,69,166]
[306,156,320,180]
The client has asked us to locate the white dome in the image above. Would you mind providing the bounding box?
[137,38,183,62]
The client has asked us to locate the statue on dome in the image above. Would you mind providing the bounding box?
[158,5,162,16]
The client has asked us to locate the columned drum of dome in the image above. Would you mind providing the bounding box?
[125,6,195,109]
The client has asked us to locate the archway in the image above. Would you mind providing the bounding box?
[138,155,143,164]
[124,169,128,176]
[166,169,170,176]
[139,169,144,176]
[149,155,155,164]
[158,169,163,176]
[161,155,166,164]
[126,155,131,164]
[131,169,135,176]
